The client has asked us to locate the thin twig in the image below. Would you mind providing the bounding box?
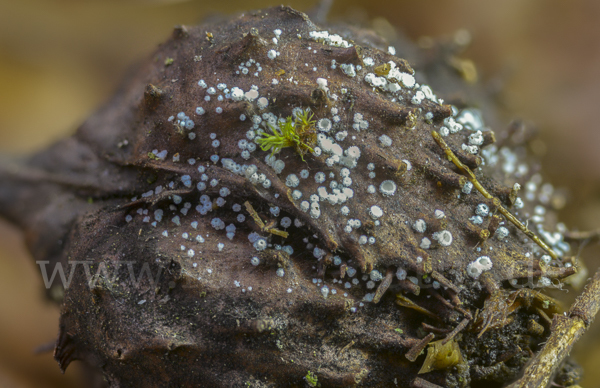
[244,201,265,229]
[431,270,460,294]
[508,265,600,388]
[396,294,439,320]
[432,131,559,260]
[372,267,394,303]
[405,333,435,362]
[244,201,289,238]
[338,340,355,355]
[564,228,600,242]
[441,318,470,345]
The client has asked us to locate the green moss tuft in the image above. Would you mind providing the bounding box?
[304,371,318,387]
[256,109,316,161]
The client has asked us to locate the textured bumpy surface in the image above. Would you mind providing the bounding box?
[0,6,582,388]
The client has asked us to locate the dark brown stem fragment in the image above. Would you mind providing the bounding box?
[372,267,394,303]
[430,271,460,294]
[405,333,435,362]
[441,318,470,345]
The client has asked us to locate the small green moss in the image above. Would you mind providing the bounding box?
[305,371,318,387]
[148,152,158,160]
[394,328,404,334]
[164,57,174,66]
[256,109,316,161]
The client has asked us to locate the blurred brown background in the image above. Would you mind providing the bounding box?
[1,0,599,386]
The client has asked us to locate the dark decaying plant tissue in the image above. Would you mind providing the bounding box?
[0,5,598,388]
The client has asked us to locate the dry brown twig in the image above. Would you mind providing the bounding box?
[508,265,600,388]
[243,200,289,238]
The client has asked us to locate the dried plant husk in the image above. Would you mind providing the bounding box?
[0,6,584,388]
[418,339,463,374]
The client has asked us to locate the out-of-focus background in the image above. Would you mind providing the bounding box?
[0,0,599,386]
